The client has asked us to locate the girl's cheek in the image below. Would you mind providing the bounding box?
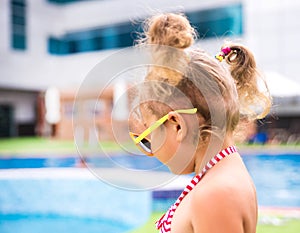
[152,126,179,164]
[151,127,167,153]
[151,127,172,163]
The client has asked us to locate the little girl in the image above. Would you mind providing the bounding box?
[129,13,271,233]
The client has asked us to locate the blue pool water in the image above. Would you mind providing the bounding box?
[243,154,300,208]
[0,157,77,169]
[151,153,300,211]
[0,154,300,208]
[0,214,131,233]
[0,170,151,233]
[0,152,299,233]
[0,155,167,171]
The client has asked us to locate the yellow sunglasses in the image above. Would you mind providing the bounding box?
[129,108,197,156]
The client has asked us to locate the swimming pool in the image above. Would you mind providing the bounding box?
[0,153,300,208]
[0,168,152,233]
[243,153,300,208]
[0,154,167,171]
[0,152,299,233]
[0,214,130,233]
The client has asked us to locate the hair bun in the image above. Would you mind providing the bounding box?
[145,13,195,49]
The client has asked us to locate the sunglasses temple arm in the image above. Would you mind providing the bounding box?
[134,114,169,144]
[133,108,197,144]
[175,108,197,114]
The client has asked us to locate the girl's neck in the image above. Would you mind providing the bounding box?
[193,133,234,174]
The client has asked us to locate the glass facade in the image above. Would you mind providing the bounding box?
[188,4,243,38]
[48,22,143,55]
[47,0,89,4]
[10,0,27,50]
[48,4,243,55]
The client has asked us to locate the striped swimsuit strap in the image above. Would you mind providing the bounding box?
[156,146,237,233]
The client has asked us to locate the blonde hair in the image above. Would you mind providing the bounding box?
[137,12,271,143]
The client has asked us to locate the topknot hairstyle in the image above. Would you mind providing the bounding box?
[143,13,196,49]
[136,12,272,143]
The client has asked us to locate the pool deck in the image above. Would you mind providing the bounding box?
[238,145,300,156]
[259,206,300,219]
[0,167,189,190]
[0,143,299,158]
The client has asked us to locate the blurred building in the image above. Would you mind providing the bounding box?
[0,0,299,142]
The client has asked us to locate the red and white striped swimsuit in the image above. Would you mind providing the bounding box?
[156,146,237,233]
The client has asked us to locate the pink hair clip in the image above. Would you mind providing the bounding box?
[215,46,231,62]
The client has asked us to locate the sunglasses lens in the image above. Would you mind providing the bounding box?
[132,135,151,154]
[140,138,151,153]
[131,133,152,155]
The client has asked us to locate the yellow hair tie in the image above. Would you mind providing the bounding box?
[215,46,231,62]
[215,54,224,62]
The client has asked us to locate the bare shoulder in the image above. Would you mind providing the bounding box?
[187,154,257,233]
[191,178,243,213]
[189,177,250,233]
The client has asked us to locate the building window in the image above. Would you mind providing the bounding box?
[47,0,91,4]
[187,4,243,39]
[10,0,27,50]
[48,3,243,55]
[48,23,142,55]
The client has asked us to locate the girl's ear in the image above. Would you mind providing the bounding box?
[167,111,187,142]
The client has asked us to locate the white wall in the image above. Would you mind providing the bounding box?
[245,0,300,83]
[0,0,299,90]
[0,0,10,53]
[0,0,233,91]
[53,0,240,33]
[0,0,298,131]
